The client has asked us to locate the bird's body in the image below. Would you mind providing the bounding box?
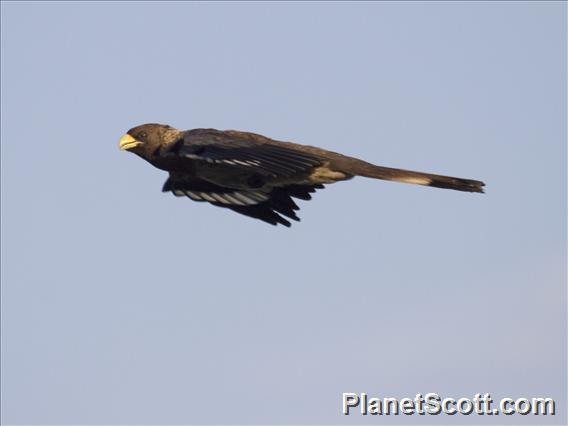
[119,123,484,227]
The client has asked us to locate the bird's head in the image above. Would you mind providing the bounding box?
[119,123,180,159]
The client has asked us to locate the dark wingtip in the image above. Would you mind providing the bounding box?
[274,215,292,227]
[162,178,172,192]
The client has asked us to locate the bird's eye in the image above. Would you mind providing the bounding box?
[139,132,148,140]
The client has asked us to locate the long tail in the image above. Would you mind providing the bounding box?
[340,158,485,193]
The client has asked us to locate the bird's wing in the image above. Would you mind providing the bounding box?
[163,174,324,227]
[164,129,324,178]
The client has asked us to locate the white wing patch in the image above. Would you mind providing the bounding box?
[232,159,261,167]
[218,159,261,167]
[183,153,261,167]
[173,189,268,205]
[196,192,217,202]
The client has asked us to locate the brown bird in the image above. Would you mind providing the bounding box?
[119,123,484,227]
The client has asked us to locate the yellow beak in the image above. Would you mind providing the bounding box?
[119,134,142,151]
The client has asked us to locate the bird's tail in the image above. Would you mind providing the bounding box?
[343,159,485,193]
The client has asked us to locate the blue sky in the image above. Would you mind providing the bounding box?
[1,2,566,424]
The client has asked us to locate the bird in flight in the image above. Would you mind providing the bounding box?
[119,123,484,227]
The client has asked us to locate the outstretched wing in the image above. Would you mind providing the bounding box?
[163,174,324,227]
[164,129,324,178]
